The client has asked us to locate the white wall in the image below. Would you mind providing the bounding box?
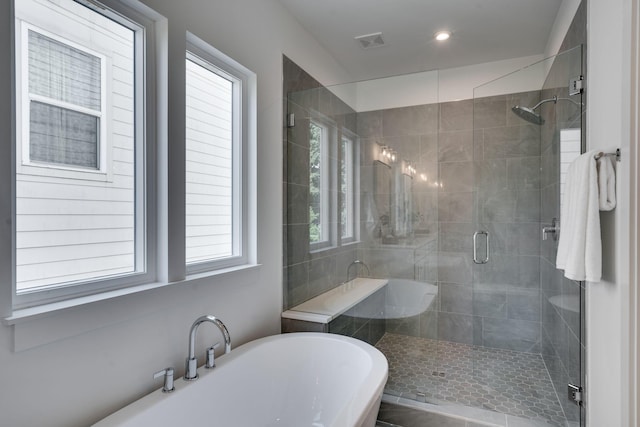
[545,0,583,62]
[328,54,546,112]
[0,1,351,426]
[586,0,633,425]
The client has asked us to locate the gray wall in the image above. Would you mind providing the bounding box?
[283,56,359,311]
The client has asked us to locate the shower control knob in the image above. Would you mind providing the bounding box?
[542,218,560,241]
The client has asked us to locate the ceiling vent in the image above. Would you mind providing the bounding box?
[354,32,385,49]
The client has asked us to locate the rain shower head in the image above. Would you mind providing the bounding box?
[511,105,545,125]
[511,96,558,125]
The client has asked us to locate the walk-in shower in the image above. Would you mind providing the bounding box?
[283,43,585,427]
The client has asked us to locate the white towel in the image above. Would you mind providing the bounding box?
[597,156,616,211]
[556,150,601,282]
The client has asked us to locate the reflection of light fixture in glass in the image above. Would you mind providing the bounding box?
[405,161,416,176]
[420,173,427,182]
[380,145,396,162]
[381,145,389,158]
[378,144,391,166]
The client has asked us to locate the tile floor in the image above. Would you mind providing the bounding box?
[375,333,567,427]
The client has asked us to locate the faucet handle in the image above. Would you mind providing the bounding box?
[153,367,175,393]
[205,343,221,369]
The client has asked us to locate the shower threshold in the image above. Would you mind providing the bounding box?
[375,333,573,427]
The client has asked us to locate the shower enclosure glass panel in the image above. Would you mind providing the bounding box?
[473,45,583,426]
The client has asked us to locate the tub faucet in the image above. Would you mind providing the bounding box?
[185,315,231,380]
[346,260,370,283]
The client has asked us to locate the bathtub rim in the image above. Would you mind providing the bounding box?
[92,332,388,427]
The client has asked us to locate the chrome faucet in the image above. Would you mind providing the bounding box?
[185,315,231,380]
[346,260,370,283]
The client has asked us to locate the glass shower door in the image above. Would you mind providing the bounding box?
[472,45,584,426]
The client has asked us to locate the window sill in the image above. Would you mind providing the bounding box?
[3,263,261,351]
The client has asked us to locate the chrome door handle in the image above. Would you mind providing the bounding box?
[473,231,489,264]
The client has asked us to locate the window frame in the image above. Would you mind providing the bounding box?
[185,33,253,274]
[308,113,337,252]
[11,0,156,309]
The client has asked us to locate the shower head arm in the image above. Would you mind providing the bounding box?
[529,95,583,111]
[530,95,558,111]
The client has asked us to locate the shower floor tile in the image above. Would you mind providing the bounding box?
[375,333,567,427]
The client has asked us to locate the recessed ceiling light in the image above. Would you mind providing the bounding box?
[435,31,451,41]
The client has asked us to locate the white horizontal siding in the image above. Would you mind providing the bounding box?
[17,198,133,216]
[186,244,232,262]
[17,180,134,199]
[16,0,138,291]
[17,228,134,248]
[185,58,234,264]
[17,215,135,232]
[16,0,134,53]
[186,214,232,226]
[17,241,134,265]
[559,128,581,211]
[185,224,231,237]
[17,256,134,288]
[185,148,231,169]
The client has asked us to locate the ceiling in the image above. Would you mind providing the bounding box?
[277,0,563,82]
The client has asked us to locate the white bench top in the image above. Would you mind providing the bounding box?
[282,278,388,324]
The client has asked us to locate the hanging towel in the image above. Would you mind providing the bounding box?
[556,150,601,282]
[596,155,617,211]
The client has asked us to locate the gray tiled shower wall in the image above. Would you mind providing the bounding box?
[357,94,543,353]
[283,56,360,310]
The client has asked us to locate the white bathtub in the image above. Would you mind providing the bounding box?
[93,333,388,427]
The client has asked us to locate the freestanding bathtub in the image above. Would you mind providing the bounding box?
[93,333,388,427]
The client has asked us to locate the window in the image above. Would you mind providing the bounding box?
[340,133,358,243]
[308,116,359,251]
[185,34,255,273]
[26,29,105,170]
[13,0,151,307]
[309,120,330,247]
[8,1,256,317]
